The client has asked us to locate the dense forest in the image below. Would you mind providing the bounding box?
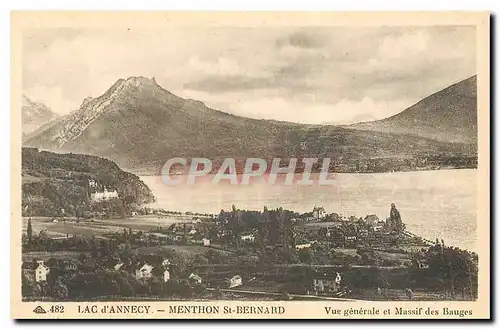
[21,148,155,217]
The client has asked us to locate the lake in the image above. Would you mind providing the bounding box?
[140,169,477,251]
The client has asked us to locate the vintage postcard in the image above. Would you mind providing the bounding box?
[11,11,490,319]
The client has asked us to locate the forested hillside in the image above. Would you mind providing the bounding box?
[22,148,155,217]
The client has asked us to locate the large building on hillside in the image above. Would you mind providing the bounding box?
[91,186,119,201]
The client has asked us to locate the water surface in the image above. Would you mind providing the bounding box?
[140,169,477,251]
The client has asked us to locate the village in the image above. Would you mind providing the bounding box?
[21,178,479,303]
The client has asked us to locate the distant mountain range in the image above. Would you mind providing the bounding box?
[23,76,477,173]
[22,95,58,135]
[349,76,477,144]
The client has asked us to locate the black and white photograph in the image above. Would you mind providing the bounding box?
[11,11,490,319]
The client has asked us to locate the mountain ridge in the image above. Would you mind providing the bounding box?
[22,95,59,135]
[24,76,477,173]
[348,76,477,143]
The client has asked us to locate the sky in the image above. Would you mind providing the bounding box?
[22,26,476,124]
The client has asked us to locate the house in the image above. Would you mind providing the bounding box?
[173,234,184,242]
[189,238,203,245]
[52,219,59,223]
[334,272,342,284]
[240,234,255,242]
[161,259,170,267]
[312,206,327,220]
[131,211,138,217]
[188,273,202,284]
[364,214,379,226]
[312,273,342,295]
[149,232,169,240]
[226,275,243,288]
[91,187,119,202]
[114,263,124,271]
[35,261,50,282]
[163,269,171,282]
[188,229,198,235]
[135,263,154,280]
[63,260,79,272]
[192,218,201,224]
[202,238,211,247]
[295,242,312,250]
[373,226,384,232]
[359,229,369,237]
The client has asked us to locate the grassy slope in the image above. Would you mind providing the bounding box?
[350,76,477,144]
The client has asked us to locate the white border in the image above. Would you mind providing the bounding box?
[2,1,498,328]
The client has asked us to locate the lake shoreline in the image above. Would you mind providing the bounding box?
[132,166,477,177]
[139,169,477,252]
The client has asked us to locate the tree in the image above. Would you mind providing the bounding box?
[425,244,478,299]
[298,248,313,264]
[118,277,135,297]
[78,253,88,264]
[27,218,33,245]
[52,278,69,299]
[149,277,163,295]
[22,274,33,297]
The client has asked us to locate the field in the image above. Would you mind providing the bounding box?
[22,215,193,238]
[22,250,85,262]
[134,245,217,256]
[304,222,343,228]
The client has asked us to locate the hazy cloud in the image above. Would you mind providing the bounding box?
[23,26,476,124]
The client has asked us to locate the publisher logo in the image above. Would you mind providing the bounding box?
[33,306,47,314]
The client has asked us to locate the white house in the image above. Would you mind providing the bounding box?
[312,275,341,294]
[163,269,171,283]
[240,234,255,242]
[202,238,211,247]
[162,259,171,267]
[334,272,342,284]
[312,206,327,220]
[295,243,312,250]
[114,263,124,271]
[135,263,154,280]
[373,226,384,232]
[35,260,50,282]
[188,229,198,235]
[227,275,243,288]
[91,187,119,202]
[188,273,202,284]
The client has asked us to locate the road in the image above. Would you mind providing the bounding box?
[207,288,357,301]
[197,263,402,270]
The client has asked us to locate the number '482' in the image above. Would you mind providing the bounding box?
[50,305,64,313]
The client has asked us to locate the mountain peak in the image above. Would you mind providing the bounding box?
[122,76,158,88]
[22,95,58,135]
[349,75,477,143]
[22,94,32,105]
